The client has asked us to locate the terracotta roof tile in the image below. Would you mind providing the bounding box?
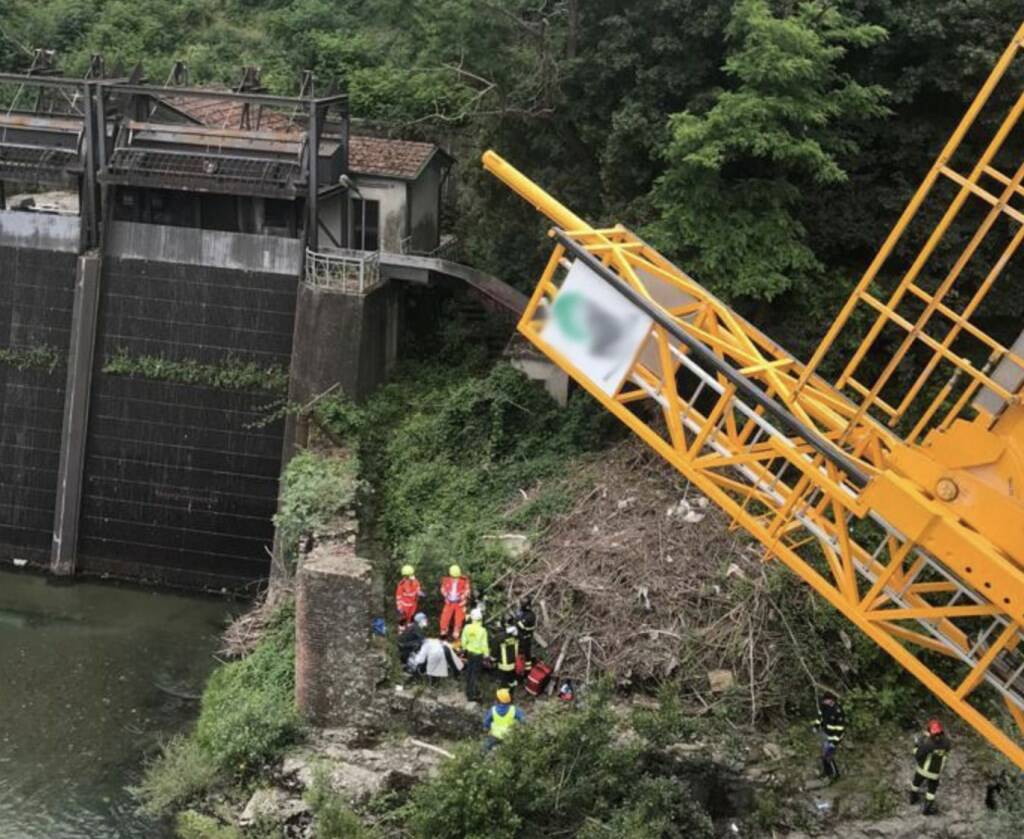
[164,94,298,132]
[348,135,440,180]
[161,93,444,179]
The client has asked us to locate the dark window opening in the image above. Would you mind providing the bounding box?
[351,198,380,251]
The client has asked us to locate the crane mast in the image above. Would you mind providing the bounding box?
[483,20,1024,772]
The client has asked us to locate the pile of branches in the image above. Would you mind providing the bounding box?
[220,583,292,658]
[505,440,830,720]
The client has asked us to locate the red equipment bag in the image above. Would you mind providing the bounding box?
[524,661,552,696]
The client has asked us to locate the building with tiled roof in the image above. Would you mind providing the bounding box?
[158,91,452,252]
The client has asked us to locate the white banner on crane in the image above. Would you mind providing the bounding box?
[540,259,653,396]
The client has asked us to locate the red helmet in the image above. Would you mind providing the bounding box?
[927,718,944,736]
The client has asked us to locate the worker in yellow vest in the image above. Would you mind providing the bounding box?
[484,688,524,750]
[460,608,489,702]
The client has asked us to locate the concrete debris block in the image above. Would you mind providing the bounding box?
[707,669,735,693]
[483,532,531,558]
[616,496,637,510]
[725,562,746,580]
[761,742,783,762]
[239,787,309,826]
[695,496,709,508]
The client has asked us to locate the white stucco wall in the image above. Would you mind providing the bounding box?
[349,177,406,252]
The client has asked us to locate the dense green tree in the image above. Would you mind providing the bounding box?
[648,0,888,303]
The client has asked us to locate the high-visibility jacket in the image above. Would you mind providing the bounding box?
[497,636,519,672]
[914,734,951,780]
[489,704,520,740]
[440,575,470,605]
[815,700,846,744]
[395,577,422,611]
[461,621,489,656]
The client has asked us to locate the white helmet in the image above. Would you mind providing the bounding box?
[505,625,518,637]
[470,608,483,622]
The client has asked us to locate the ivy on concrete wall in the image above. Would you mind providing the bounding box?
[0,345,63,374]
[102,350,289,394]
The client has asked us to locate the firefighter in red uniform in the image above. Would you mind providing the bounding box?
[439,564,470,643]
[394,565,424,627]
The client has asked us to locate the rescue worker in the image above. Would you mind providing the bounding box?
[439,565,470,642]
[397,612,428,666]
[483,687,524,750]
[910,718,952,815]
[515,597,538,669]
[496,625,520,689]
[460,608,489,703]
[812,691,846,781]
[394,565,424,627]
[408,635,463,684]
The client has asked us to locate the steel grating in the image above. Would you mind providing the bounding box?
[103,147,304,196]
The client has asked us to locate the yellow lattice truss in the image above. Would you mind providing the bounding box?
[483,21,1024,772]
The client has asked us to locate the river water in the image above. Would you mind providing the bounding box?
[0,571,235,838]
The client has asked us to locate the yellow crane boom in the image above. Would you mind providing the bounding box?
[482,20,1024,771]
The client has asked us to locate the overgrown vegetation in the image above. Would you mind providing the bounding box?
[194,602,301,775]
[401,688,714,839]
[307,764,378,839]
[134,735,220,817]
[0,344,62,373]
[273,449,360,568]
[137,604,300,816]
[318,359,621,599]
[102,350,289,394]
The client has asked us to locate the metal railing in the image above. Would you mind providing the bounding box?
[304,247,382,294]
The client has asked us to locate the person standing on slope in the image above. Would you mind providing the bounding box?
[439,564,470,644]
[394,564,424,628]
[911,719,952,816]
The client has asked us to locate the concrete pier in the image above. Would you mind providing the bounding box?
[295,542,381,726]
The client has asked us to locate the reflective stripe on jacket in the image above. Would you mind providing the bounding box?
[497,638,518,671]
[915,735,951,780]
[440,576,470,604]
[395,578,422,609]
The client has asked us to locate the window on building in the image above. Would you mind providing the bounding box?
[351,198,380,251]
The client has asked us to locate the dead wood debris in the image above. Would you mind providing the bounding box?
[220,583,293,658]
[508,439,815,718]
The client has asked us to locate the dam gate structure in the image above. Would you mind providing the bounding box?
[0,67,524,589]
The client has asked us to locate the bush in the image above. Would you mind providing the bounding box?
[306,764,378,839]
[357,361,620,596]
[404,691,713,839]
[174,810,241,839]
[135,735,221,817]
[194,604,301,775]
[274,450,360,567]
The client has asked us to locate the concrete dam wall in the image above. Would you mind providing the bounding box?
[0,212,309,588]
[76,223,301,587]
[0,212,78,566]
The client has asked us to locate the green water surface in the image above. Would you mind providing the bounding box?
[0,571,234,838]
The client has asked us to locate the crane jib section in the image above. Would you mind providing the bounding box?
[482,20,1024,772]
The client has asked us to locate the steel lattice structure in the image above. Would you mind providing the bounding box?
[484,21,1024,771]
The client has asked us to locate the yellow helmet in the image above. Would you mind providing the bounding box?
[496,688,512,704]
[449,564,461,578]
[401,564,415,577]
